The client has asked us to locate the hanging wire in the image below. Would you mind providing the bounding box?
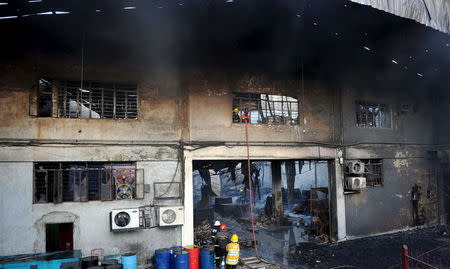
[80,31,85,91]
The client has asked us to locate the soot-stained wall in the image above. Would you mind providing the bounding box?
[345,145,439,236]
[0,50,443,258]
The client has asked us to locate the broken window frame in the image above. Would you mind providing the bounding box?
[355,101,392,128]
[34,79,138,119]
[232,92,300,125]
[33,162,143,204]
[362,159,383,187]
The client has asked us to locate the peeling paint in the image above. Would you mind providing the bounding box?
[393,152,411,168]
[207,89,228,96]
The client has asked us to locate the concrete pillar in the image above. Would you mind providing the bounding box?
[271,160,283,218]
[285,160,296,205]
[329,157,346,240]
[182,152,194,246]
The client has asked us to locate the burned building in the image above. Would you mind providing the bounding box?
[0,0,449,266]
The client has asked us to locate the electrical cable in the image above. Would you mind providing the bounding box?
[244,117,259,258]
[80,31,85,91]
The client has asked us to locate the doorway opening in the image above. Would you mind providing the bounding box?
[45,223,74,252]
[192,159,331,265]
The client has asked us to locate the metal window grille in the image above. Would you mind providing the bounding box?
[363,159,383,187]
[33,162,139,203]
[37,79,138,119]
[232,92,299,125]
[37,79,53,117]
[356,101,391,128]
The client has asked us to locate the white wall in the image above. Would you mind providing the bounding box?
[0,162,34,255]
[0,146,182,263]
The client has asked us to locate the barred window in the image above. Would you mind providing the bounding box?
[33,162,143,203]
[36,79,138,119]
[363,159,383,187]
[232,92,299,125]
[356,101,391,128]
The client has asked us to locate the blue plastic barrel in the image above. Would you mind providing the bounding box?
[121,253,137,269]
[104,255,121,264]
[154,248,170,269]
[200,247,215,269]
[169,246,183,269]
[173,251,188,269]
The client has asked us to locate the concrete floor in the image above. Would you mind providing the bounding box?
[200,212,450,269]
[288,226,450,269]
[223,216,312,268]
[223,220,449,269]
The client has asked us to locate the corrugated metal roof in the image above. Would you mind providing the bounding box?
[350,0,450,34]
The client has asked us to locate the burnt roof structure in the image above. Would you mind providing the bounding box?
[0,0,448,91]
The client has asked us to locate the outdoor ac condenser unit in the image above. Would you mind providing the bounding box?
[345,160,365,174]
[157,206,184,227]
[110,208,140,231]
[346,177,367,190]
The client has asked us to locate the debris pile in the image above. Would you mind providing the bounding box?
[239,237,255,248]
[254,214,289,228]
[254,214,276,227]
[194,221,212,246]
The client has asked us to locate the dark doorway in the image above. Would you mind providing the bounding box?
[45,223,74,252]
[192,159,331,266]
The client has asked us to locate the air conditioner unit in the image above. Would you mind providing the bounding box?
[345,160,365,174]
[157,206,184,227]
[110,208,140,231]
[346,177,367,190]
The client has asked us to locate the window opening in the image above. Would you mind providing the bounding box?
[36,79,138,119]
[232,92,299,125]
[363,159,383,187]
[45,223,73,252]
[356,101,391,128]
[34,162,137,203]
[38,79,53,117]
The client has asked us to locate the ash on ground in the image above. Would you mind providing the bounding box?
[288,226,450,269]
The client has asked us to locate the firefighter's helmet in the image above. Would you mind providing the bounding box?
[220,224,227,231]
[231,234,239,243]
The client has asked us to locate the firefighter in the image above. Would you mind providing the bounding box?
[215,224,229,268]
[225,234,240,269]
[232,108,241,123]
[211,220,221,242]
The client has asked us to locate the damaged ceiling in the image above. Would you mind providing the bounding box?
[0,0,448,91]
[350,0,450,34]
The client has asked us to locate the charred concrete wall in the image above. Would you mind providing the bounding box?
[345,145,439,236]
[437,89,450,223]
[0,56,182,142]
[0,52,442,258]
[0,56,185,260]
[186,74,336,143]
[341,87,435,144]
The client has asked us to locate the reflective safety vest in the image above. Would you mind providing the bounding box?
[225,242,240,265]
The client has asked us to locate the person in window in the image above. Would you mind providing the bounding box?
[232,108,241,123]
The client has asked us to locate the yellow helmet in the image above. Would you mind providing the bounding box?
[233,108,239,113]
[231,234,239,243]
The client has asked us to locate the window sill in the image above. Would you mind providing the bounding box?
[231,123,300,127]
[354,126,393,130]
[32,116,139,120]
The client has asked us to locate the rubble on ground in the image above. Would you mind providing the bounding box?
[254,214,289,228]
[288,226,450,269]
[194,221,212,246]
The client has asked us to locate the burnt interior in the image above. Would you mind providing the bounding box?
[0,0,449,266]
